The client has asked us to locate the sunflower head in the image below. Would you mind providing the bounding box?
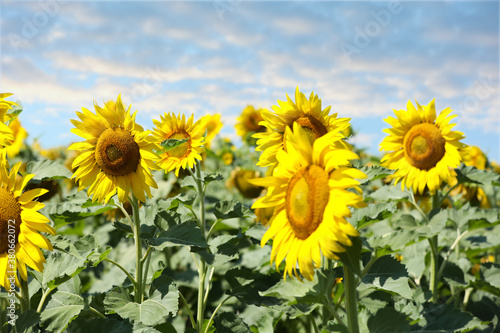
[0,162,56,288]
[252,123,366,281]
[153,112,205,176]
[235,105,267,141]
[0,93,17,148]
[69,95,159,204]
[380,99,467,194]
[6,117,27,159]
[254,87,351,168]
[200,114,223,149]
[226,168,264,199]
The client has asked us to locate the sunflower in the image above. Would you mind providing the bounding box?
[380,99,466,195]
[6,118,27,158]
[235,105,267,140]
[200,114,223,149]
[153,113,205,176]
[69,95,159,203]
[0,93,16,148]
[226,167,264,199]
[251,123,366,281]
[0,162,56,289]
[450,146,489,207]
[254,87,350,168]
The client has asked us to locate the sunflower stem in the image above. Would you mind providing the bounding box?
[429,194,440,302]
[131,195,143,304]
[19,277,30,312]
[191,160,209,333]
[343,264,359,333]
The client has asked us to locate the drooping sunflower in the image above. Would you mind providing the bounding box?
[69,95,159,203]
[0,93,16,148]
[6,117,27,158]
[200,114,223,149]
[251,123,366,281]
[380,99,466,194]
[235,105,267,140]
[254,87,350,168]
[0,162,56,289]
[153,112,205,176]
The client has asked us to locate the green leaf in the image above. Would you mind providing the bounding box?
[455,165,500,186]
[16,309,40,333]
[213,200,254,220]
[367,307,410,333]
[43,193,115,225]
[215,312,252,333]
[366,185,411,202]
[412,303,487,332]
[336,236,362,276]
[67,318,133,333]
[357,165,394,185]
[470,263,500,297]
[40,291,85,333]
[348,202,397,229]
[104,278,179,326]
[225,268,281,306]
[42,235,98,289]
[359,255,412,298]
[26,159,73,180]
[145,220,208,250]
[160,138,188,152]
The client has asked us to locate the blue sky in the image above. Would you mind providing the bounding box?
[1,1,499,162]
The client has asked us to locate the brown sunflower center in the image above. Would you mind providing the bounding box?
[285,165,330,240]
[167,131,191,158]
[284,116,327,151]
[244,113,265,132]
[95,128,141,177]
[0,187,22,254]
[404,123,446,170]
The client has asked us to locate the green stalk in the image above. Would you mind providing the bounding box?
[131,196,143,303]
[195,160,208,333]
[429,235,439,302]
[343,265,359,333]
[19,278,30,312]
[429,194,440,302]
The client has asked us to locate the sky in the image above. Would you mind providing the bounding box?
[1,0,499,162]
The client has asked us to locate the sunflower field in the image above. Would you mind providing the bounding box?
[1,89,500,333]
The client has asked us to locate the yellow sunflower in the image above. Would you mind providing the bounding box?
[6,118,27,158]
[254,87,350,168]
[200,114,223,149]
[235,105,267,140]
[69,95,159,203]
[380,99,466,194]
[0,93,16,148]
[450,146,489,207]
[153,113,205,176]
[251,123,366,281]
[0,162,56,289]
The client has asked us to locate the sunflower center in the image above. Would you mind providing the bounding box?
[0,187,22,254]
[95,128,141,177]
[284,116,327,151]
[404,123,446,170]
[245,114,265,132]
[286,165,330,240]
[167,131,191,158]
